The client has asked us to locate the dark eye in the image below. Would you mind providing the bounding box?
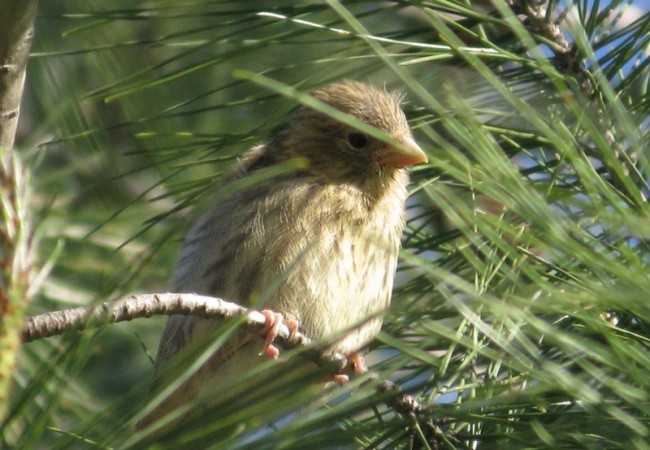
[346,132,369,149]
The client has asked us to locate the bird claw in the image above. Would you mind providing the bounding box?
[257,311,367,383]
[258,310,300,359]
[259,310,282,358]
[348,352,368,375]
[332,374,350,385]
[326,352,368,385]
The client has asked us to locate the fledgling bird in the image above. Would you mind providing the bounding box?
[142,80,427,428]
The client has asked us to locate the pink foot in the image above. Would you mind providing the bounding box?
[258,310,301,359]
[348,352,368,375]
[333,374,350,385]
[284,316,300,338]
[327,353,368,385]
[259,309,283,358]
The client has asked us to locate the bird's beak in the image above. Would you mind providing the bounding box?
[382,135,428,168]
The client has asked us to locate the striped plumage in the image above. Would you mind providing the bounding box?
[144,80,426,427]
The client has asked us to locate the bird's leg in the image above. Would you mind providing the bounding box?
[332,352,368,384]
[348,352,368,375]
[258,310,300,359]
[259,310,282,358]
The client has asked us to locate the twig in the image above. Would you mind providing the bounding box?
[22,292,452,445]
[0,0,38,422]
[511,1,645,207]
[22,293,311,346]
[509,1,583,81]
[371,374,456,449]
[0,1,37,151]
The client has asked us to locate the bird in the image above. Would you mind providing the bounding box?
[140,80,427,429]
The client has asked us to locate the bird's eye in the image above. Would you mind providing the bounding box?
[346,132,369,150]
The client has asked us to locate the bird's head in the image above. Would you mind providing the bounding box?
[275,80,427,192]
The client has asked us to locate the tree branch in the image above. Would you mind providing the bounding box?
[0,0,36,151]
[0,0,38,423]
[23,292,451,446]
[22,292,313,346]
[509,0,583,79]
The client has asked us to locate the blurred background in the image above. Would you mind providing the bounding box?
[4,1,650,448]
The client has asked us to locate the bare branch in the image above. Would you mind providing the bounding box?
[0,0,36,151]
[506,1,584,83]
[0,0,38,422]
[22,292,450,443]
[22,293,312,346]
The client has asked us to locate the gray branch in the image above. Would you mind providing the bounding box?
[510,1,581,78]
[22,292,448,443]
[22,293,315,348]
[0,0,37,151]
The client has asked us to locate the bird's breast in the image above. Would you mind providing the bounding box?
[171,177,407,355]
[251,181,405,353]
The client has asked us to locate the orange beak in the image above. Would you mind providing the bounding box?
[381,135,428,168]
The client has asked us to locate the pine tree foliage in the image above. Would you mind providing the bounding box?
[1,1,649,449]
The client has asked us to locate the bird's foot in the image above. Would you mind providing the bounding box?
[332,352,368,384]
[258,309,299,359]
[348,352,368,374]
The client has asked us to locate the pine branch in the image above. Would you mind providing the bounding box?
[0,0,36,151]
[512,0,577,73]
[509,1,646,208]
[22,292,313,344]
[22,292,454,448]
[0,0,38,423]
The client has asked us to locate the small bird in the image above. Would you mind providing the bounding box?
[142,80,427,428]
